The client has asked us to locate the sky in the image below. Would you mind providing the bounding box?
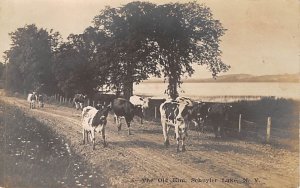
[0,0,299,78]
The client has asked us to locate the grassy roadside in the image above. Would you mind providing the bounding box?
[0,101,108,188]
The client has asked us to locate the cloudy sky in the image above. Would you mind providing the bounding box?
[0,0,298,78]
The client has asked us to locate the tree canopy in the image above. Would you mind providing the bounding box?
[92,1,229,99]
[52,28,107,97]
[93,1,162,99]
[3,2,229,99]
[4,24,60,94]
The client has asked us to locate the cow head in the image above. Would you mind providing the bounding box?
[95,104,104,110]
[142,97,149,109]
[224,104,233,121]
[197,103,210,119]
[94,116,107,133]
[93,106,111,133]
[134,105,144,119]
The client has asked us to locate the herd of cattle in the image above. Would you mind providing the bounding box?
[27,92,233,152]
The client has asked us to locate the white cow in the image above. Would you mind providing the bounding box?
[82,105,110,150]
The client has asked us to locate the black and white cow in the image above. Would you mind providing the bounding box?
[82,105,111,150]
[129,95,149,124]
[206,103,232,138]
[27,92,38,109]
[74,94,87,110]
[160,100,190,152]
[112,98,144,135]
[37,94,44,108]
[179,101,207,133]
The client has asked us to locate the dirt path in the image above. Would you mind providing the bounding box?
[2,95,299,188]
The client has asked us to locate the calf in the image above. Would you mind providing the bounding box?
[74,94,87,110]
[112,98,143,135]
[160,101,189,152]
[82,105,111,150]
[129,95,149,124]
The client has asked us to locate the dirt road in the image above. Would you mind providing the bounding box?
[2,95,299,188]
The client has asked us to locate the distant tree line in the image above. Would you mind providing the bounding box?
[1,1,229,99]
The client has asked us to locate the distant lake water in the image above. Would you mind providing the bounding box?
[133,82,299,100]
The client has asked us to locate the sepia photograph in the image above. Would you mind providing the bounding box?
[0,0,299,187]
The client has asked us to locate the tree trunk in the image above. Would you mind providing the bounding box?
[123,81,133,100]
[168,76,179,100]
[123,61,134,100]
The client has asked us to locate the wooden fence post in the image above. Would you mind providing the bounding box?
[154,106,157,119]
[266,117,271,143]
[93,101,95,107]
[88,99,90,106]
[238,114,242,133]
[59,96,62,104]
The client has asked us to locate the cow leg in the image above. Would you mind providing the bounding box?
[185,122,189,137]
[86,131,90,143]
[82,129,86,144]
[126,118,131,135]
[88,131,93,144]
[175,126,180,152]
[140,109,144,124]
[113,114,117,123]
[181,136,186,152]
[102,128,107,147]
[219,123,225,138]
[91,130,95,150]
[213,124,219,138]
[116,116,122,131]
[162,123,169,147]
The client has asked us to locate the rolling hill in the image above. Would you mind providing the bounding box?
[144,73,299,83]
